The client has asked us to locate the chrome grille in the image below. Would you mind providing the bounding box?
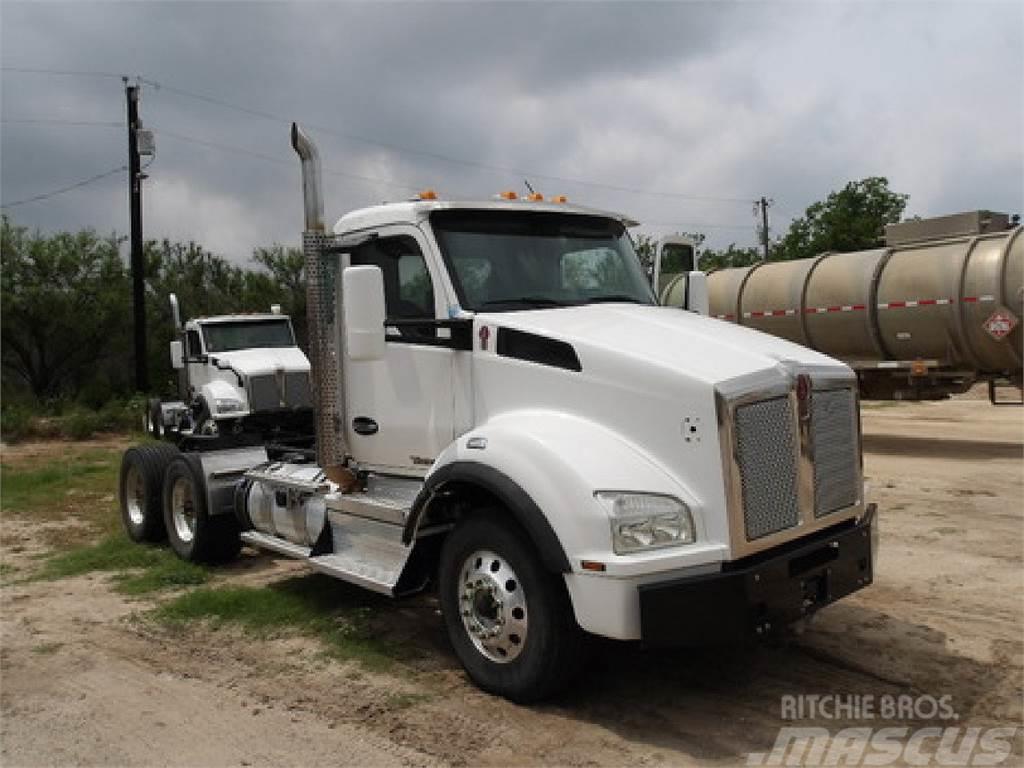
[248,372,313,412]
[734,396,800,540]
[812,388,859,516]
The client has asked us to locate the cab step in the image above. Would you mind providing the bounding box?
[240,530,311,559]
[312,512,411,595]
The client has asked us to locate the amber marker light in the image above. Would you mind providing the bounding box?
[499,190,518,200]
[580,560,607,572]
[418,189,438,200]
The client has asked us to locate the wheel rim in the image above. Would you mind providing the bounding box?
[458,549,528,663]
[171,476,197,544]
[125,465,146,527]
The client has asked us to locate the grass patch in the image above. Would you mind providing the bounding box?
[31,642,63,655]
[36,533,208,594]
[154,576,412,670]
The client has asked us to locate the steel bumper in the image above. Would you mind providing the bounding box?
[639,504,875,647]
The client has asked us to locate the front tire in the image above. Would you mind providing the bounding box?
[162,455,241,563]
[439,511,585,703]
[119,443,180,542]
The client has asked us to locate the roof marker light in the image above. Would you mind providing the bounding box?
[418,189,438,200]
[550,194,568,203]
[499,190,518,200]
[526,192,544,202]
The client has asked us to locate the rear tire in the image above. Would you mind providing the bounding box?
[119,443,180,542]
[162,455,241,563]
[439,510,585,703]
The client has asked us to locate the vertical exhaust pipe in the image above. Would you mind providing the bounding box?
[291,123,324,233]
[291,123,351,482]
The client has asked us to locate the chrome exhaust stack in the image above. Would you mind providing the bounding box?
[291,123,350,480]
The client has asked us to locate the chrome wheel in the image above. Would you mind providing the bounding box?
[125,465,145,527]
[170,476,197,544]
[458,549,528,663]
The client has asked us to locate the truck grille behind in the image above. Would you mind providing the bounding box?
[811,388,860,516]
[734,396,800,540]
[249,372,314,412]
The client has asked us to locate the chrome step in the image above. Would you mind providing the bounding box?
[311,513,411,595]
[240,530,311,559]
[326,474,422,526]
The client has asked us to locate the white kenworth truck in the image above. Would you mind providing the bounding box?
[118,123,876,702]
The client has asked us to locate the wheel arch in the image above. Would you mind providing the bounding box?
[404,462,571,574]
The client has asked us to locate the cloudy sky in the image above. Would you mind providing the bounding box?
[2,1,1021,263]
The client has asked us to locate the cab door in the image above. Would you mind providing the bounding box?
[343,226,456,474]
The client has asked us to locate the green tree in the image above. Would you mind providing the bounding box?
[773,177,908,261]
[697,243,761,271]
[1,217,131,399]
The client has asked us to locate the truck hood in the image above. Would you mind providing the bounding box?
[479,303,847,385]
[210,347,311,376]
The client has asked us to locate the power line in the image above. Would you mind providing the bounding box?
[0,66,127,80]
[139,77,755,204]
[2,118,123,127]
[157,128,424,192]
[1,164,127,209]
[4,66,762,205]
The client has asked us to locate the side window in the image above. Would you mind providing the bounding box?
[351,236,435,320]
[186,330,203,359]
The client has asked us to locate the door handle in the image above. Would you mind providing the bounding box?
[352,417,379,435]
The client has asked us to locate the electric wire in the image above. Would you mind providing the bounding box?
[0,165,127,209]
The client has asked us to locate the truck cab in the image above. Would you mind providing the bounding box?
[155,305,314,445]
[118,124,876,704]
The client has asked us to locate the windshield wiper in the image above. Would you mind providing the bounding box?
[582,294,648,304]
[478,296,574,309]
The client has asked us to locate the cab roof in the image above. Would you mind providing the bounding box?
[191,313,289,324]
[333,198,640,236]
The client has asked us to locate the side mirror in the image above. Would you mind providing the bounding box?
[169,340,184,369]
[343,265,386,361]
[685,271,709,316]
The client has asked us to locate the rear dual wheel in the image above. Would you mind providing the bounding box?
[119,443,181,542]
[162,455,241,563]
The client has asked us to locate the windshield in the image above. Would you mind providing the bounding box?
[431,210,655,311]
[201,319,295,353]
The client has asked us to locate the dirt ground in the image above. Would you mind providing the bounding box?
[1,394,1022,767]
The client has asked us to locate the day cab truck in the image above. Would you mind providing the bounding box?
[118,123,877,702]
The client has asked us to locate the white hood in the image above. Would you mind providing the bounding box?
[210,346,311,376]
[480,303,848,385]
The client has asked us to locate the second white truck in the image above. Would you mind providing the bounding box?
[118,124,877,702]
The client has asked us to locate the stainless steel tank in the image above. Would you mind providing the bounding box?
[696,215,1022,398]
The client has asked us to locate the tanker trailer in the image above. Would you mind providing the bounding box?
[659,211,1022,402]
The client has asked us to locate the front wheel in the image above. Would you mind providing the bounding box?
[162,455,241,563]
[439,511,585,703]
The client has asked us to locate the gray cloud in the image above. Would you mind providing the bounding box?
[2,1,1021,263]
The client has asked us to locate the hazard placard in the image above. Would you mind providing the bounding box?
[983,311,1018,340]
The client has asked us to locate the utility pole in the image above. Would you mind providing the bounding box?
[754,196,773,261]
[125,79,148,392]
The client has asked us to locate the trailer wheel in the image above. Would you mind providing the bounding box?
[162,455,241,563]
[439,511,585,703]
[119,443,180,542]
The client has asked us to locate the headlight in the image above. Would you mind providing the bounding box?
[595,492,696,554]
[215,397,245,414]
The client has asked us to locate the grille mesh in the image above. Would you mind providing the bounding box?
[812,388,859,516]
[734,396,800,540]
[248,372,314,411]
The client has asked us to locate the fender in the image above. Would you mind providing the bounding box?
[405,410,705,575]
[405,461,571,573]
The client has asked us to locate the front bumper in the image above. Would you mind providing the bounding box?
[639,504,875,647]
